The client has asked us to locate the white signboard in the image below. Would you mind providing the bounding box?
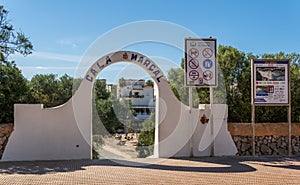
[185,38,217,87]
[252,60,290,105]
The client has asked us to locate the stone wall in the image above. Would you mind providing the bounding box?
[228,123,300,156]
[0,123,14,159]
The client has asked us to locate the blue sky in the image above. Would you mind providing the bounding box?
[2,0,300,83]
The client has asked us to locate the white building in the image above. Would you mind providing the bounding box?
[117,79,155,121]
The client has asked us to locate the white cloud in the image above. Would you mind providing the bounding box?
[31,51,81,63]
[56,36,88,49]
[19,66,81,70]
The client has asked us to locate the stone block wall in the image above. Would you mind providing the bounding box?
[228,123,300,156]
[0,123,14,159]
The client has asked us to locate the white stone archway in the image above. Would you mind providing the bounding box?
[2,51,237,161]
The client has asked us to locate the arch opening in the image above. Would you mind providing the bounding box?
[91,62,159,159]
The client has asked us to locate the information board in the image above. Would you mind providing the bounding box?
[252,59,290,105]
[185,38,217,87]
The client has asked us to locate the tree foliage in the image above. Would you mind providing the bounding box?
[93,79,137,135]
[0,5,33,122]
[0,63,28,122]
[0,6,33,64]
[27,74,75,107]
[136,113,155,157]
[168,45,300,123]
[145,79,154,87]
[118,77,126,88]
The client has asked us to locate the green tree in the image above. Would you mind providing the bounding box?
[0,5,33,123]
[94,79,110,100]
[118,77,126,87]
[28,74,60,107]
[93,99,121,134]
[167,67,189,105]
[136,113,155,157]
[0,63,28,122]
[112,99,136,132]
[217,45,252,122]
[145,79,154,87]
[57,74,74,103]
[93,79,137,135]
[0,5,33,64]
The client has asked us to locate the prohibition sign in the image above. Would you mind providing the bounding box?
[189,70,199,81]
[202,48,213,58]
[188,59,199,69]
[203,70,213,81]
[188,48,199,58]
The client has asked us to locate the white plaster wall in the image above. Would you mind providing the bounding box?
[2,101,91,161]
[2,51,236,161]
[212,104,238,156]
[157,78,200,157]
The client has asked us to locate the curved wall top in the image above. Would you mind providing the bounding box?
[72,50,196,157]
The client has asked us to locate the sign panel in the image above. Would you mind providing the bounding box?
[185,38,217,87]
[252,59,290,105]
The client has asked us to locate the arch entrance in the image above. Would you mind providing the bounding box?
[2,51,237,161]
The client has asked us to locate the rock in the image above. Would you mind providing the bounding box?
[292,146,299,152]
[280,141,287,148]
[241,143,251,152]
[268,136,272,142]
[278,148,287,155]
[237,141,241,149]
[241,138,248,142]
[270,143,277,151]
[277,139,282,147]
[261,144,272,155]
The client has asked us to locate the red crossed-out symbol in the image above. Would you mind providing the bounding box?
[188,59,199,69]
[188,48,199,58]
[203,70,213,81]
[189,70,199,81]
[202,48,213,58]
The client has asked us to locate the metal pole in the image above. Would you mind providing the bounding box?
[251,104,255,156]
[210,87,214,157]
[250,59,255,156]
[189,87,193,157]
[189,88,192,111]
[288,105,292,156]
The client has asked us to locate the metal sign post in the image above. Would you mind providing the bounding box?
[189,87,193,157]
[210,87,214,156]
[185,38,217,157]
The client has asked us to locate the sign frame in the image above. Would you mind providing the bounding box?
[251,59,291,156]
[251,59,290,106]
[184,38,217,87]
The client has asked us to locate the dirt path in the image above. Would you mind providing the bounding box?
[96,136,138,159]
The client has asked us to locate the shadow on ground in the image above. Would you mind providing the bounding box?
[0,156,299,175]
